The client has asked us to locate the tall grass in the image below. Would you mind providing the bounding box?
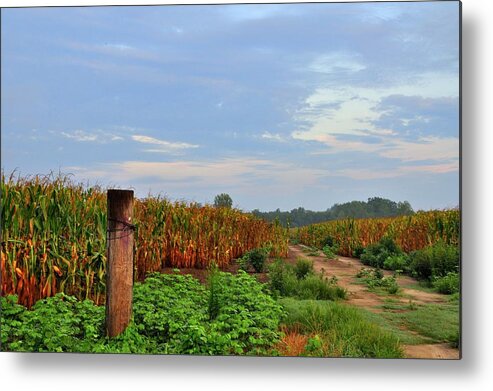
[1,172,289,307]
[295,211,460,256]
[280,298,404,358]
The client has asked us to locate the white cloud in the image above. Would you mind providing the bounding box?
[131,134,199,152]
[261,132,285,142]
[380,136,458,162]
[309,52,366,74]
[60,129,125,143]
[68,158,329,196]
[291,67,459,169]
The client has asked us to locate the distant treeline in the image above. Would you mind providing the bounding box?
[251,197,414,227]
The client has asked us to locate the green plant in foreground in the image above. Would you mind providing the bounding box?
[1,271,284,355]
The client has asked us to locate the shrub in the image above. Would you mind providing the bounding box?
[433,272,460,294]
[352,245,365,259]
[408,242,459,280]
[268,260,346,301]
[360,237,403,269]
[236,254,250,271]
[294,258,313,279]
[322,236,336,248]
[383,254,409,271]
[245,247,269,273]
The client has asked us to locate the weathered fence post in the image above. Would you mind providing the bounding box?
[106,189,134,337]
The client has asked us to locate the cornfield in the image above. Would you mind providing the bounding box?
[1,173,289,307]
[295,210,460,256]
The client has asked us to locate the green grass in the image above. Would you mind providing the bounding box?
[399,281,436,293]
[357,306,429,345]
[381,300,459,345]
[279,298,404,358]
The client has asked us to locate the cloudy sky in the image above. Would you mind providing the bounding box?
[1,1,460,211]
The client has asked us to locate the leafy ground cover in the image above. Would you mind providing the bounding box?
[1,271,284,355]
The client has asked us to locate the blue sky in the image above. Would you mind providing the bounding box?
[1,1,460,211]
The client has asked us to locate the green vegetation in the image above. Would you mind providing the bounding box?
[382,300,459,347]
[356,268,400,294]
[294,258,313,279]
[279,298,404,358]
[213,193,233,209]
[236,246,270,273]
[433,272,460,294]
[268,260,347,301]
[295,209,459,257]
[356,303,428,345]
[252,197,414,228]
[1,271,284,355]
[360,237,405,269]
[357,237,460,296]
[1,173,289,307]
[408,241,459,280]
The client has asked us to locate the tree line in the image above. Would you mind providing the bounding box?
[250,197,414,227]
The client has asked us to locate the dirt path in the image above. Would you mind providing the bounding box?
[287,244,459,359]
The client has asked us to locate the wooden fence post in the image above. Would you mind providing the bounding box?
[106,189,134,337]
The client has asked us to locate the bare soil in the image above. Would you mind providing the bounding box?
[287,244,459,359]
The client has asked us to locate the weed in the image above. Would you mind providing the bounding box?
[356,268,400,294]
[433,272,460,294]
[268,261,346,301]
[294,258,313,279]
[279,298,404,358]
[322,245,337,260]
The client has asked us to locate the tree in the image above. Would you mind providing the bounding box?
[214,193,233,208]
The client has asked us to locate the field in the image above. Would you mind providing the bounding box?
[294,210,460,256]
[0,174,460,358]
[0,173,288,307]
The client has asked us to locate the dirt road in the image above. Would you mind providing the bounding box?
[286,244,459,359]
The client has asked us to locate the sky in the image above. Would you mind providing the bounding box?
[1,1,460,212]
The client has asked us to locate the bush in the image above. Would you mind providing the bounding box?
[408,242,459,280]
[268,260,346,301]
[360,237,403,269]
[352,245,365,259]
[294,258,313,279]
[433,272,460,294]
[243,247,269,273]
[383,254,409,271]
[322,236,336,248]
